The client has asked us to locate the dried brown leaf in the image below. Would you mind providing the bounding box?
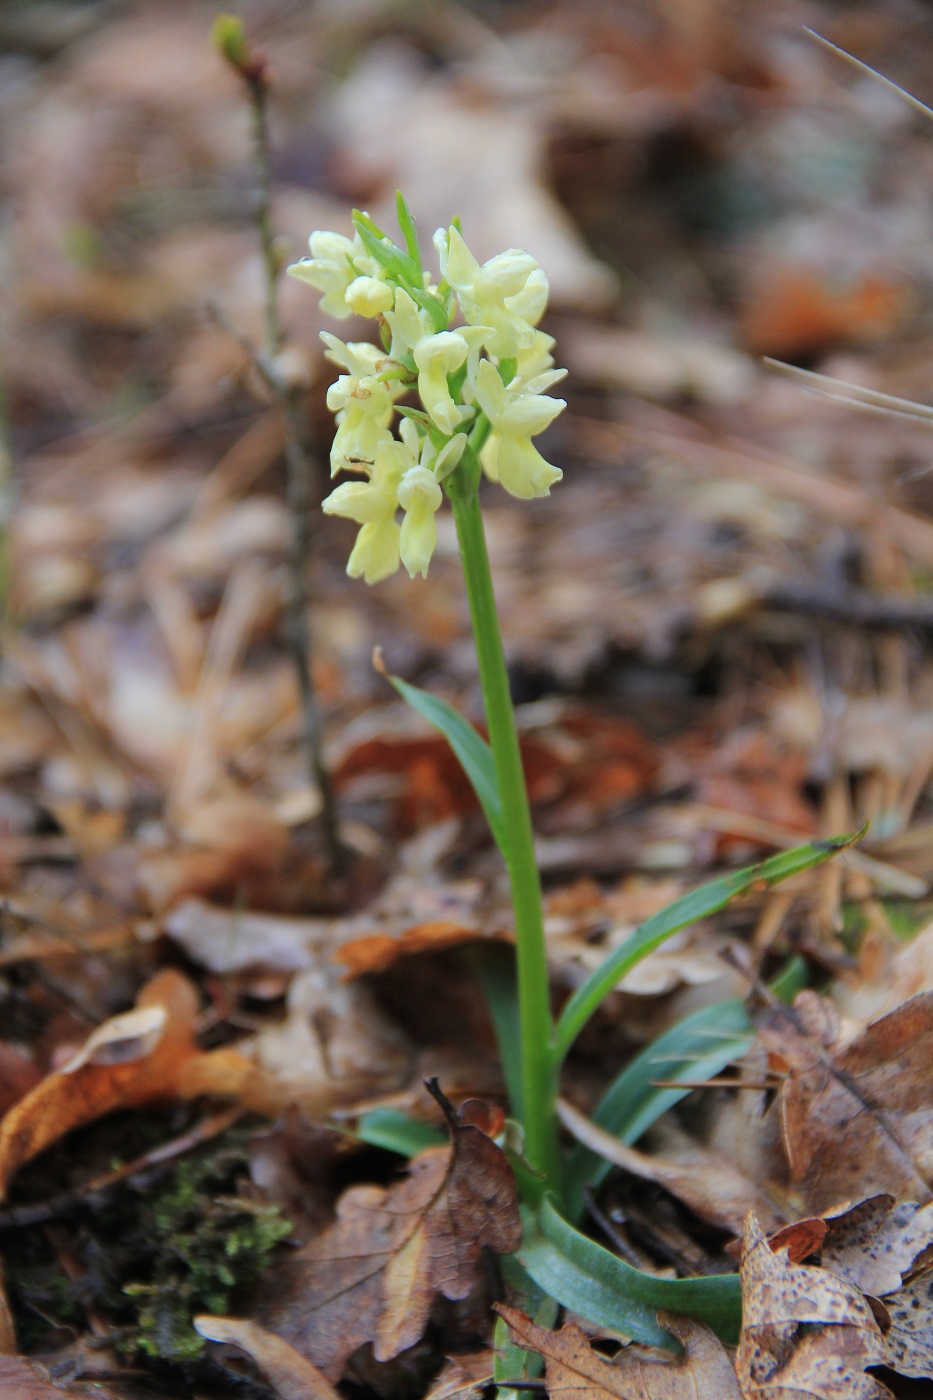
[261,1089,521,1379]
[424,1351,494,1400]
[194,1316,340,1400]
[768,1195,933,1298]
[557,1098,783,1233]
[336,921,498,977]
[0,969,262,1199]
[0,969,199,1200]
[737,1210,892,1399]
[497,1305,741,1399]
[883,1265,933,1379]
[761,991,933,1212]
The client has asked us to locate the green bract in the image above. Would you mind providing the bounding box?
[288,198,566,582]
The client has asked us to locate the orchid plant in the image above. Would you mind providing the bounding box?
[290,194,859,1361]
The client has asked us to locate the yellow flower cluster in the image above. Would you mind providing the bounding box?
[288,206,566,583]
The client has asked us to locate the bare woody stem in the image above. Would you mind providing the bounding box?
[245,72,342,873]
[447,457,561,1197]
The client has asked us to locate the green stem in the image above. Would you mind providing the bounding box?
[448,467,561,1198]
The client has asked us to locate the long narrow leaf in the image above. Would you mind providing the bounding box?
[353,1108,445,1156]
[520,1200,742,1349]
[552,827,865,1064]
[563,999,752,1218]
[465,944,523,1119]
[352,215,417,284]
[387,673,507,853]
[394,190,424,276]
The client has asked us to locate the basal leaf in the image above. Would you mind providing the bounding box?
[520,1200,742,1349]
[564,999,752,1218]
[552,828,865,1064]
[354,1108,446,1157]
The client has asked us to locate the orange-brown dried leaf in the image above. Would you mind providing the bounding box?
[0,969,200,1199]
[261,1099,521,1379]
[497,1305,741,1399]
[760,991,933,1212]
[737,1210,892,1400]
[333,733,557,835]
[336,921,506,977]
[740,266,907,359]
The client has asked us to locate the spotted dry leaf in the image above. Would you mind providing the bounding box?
[770,1195,933,1298]
[497,1305,741,1400]
[883,1265,933,1379]
[759,991,933,1212]
[737,1210,892,1400]
[260,1088,521,1379]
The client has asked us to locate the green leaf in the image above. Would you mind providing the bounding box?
[520,1200,742,1349]
[552,827,865,1064]
[352,215,416,284]
[353,1108,445,1156]
[769,952,809,1003]
[395,191,424,276]
[495,1255,556,1395]
[401,278,450,333]
[387,673,507,853]
[465,944,523,1119]
[564,999,752,1219]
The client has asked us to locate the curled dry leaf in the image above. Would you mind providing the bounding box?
[0,968,257,1199]
[496,1305,741,1399]
[194,1316,340,1400]
[760,990,933,1212]
[336,920,504,978]
[0,968,198,1199]
[260,1087,521,1379]
[737,1210,892,1400]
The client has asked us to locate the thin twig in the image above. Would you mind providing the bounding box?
[223,46,342,873]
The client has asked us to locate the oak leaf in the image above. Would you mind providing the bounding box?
[882,1265,933,1379]
[760,991,933,1212]
[496,1305,741,1399]
[771,1195,933,1299]
[737,1210,892,1399]
[260,1083,521,1379]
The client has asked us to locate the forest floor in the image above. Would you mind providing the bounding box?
[6,0,933,1396]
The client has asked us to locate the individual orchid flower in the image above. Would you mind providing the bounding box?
[413,330,482,435]
[322,333,403,475]
[398,465,443,578]
[287,230,387,319]
[472,359,565,499]
[394,430,466,576]
[434,226,547,357]
[321,441,407,583]
[383,287,426,362]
